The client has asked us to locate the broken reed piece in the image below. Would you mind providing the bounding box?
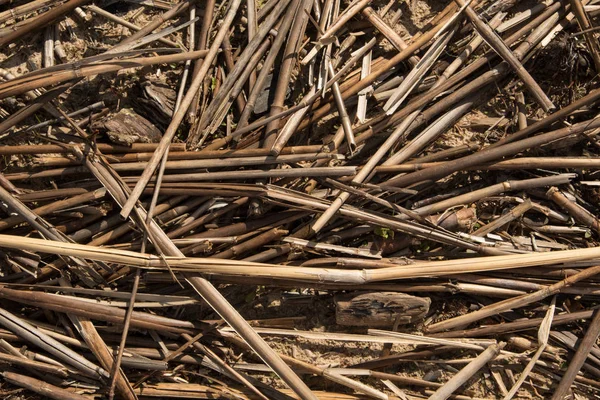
[110,0,191,50]
[454,0,554,111]
[1,371,91,400]
[546,187,600,234]
[515,91,528,130]
[191,0,294,138]
[0,0,94,47]
[237,0,302,130]
[301,0,371,64]
[327,62,356,152]
[43,26,54,68]
[0,306,108,379]
[0,50,210,100]
[472,199,532,237]
[568,0,600,72]
[551,310,600,400]
[0,0,59,24]
[427,265,600,334]
[385,116,600,188]
[86,5,180,48]
[343,0,563,145]
[259,0,312,150]
[3,1,600,398]
[428,342,505,400]
[185,0,216,122]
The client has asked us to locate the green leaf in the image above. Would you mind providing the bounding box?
[375,227,394,239]
[245,289,257,303]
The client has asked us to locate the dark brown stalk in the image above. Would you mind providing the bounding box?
[0,351,68,377]
[260,0,312,149]
[220,35,247,116]
[236,0,301,130]
[192,37,273,146]
[547,187,600,234]
[0,189,105,232]
[321,0,563,139]
[433,309,595,338]
[210,228,287,259]
[427,265,600,333]
[106,269,140,400]
[385,117,600,188]
[59,109,317,400]
[187,0,216,121]
[0,83,71,134]
[179,333,270,400]
[551,310,600,399]
[195,0,296,140]
[569,0,600,72]
[361,6,419,61]
[1,371,90,400]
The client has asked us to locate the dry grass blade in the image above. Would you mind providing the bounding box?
[503,297,556,399]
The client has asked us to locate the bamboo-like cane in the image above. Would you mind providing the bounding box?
[0,0,59,24]
[472,199,532,237]
[7,232,600,284]
[0,306,108,378]
[43,26,55,68]
[63,114,318,400]
[384,24,458,114]
[314,1,562,138]
[302,0,372,64]
[310,115,417,233]
[270,87,317,156]
[260,0,313,149]
[361,6,419,63]
[328,62,357,152]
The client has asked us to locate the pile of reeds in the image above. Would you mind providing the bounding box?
[1,0,600,399]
